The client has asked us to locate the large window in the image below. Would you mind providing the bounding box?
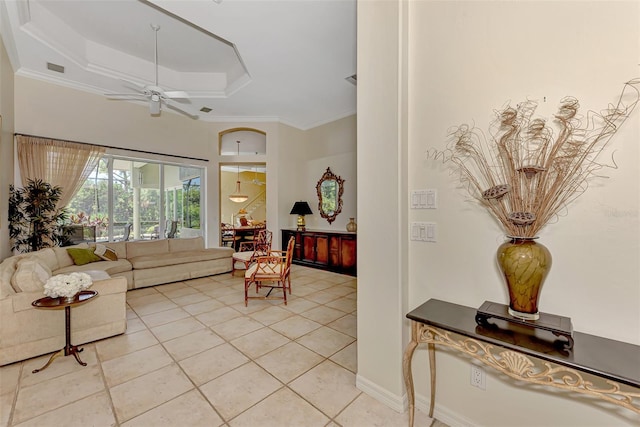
[67,155,204,241]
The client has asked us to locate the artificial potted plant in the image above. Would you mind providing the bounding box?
[9,178,69,253]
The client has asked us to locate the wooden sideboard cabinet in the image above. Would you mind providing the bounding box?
[282,229,356,276]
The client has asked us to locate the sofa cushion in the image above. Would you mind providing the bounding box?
[128,249,231,270]
[67,247,102,266]
[0,257,20,298]
[10,258,52,293]
[168,237,204,252]
[54,259,132,276]
[126,239,169,259]
[31,248,59,272]
[83,270,111,281]
[54,243,89,269]
[89,241,127,260]
[94,244,118,261]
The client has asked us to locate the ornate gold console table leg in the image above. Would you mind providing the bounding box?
[403,321,438,427]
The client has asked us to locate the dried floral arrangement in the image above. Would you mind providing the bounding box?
[428,79,640,238]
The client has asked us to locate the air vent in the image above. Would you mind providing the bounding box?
[199,107,213,113]
[46,62,65,73]
[346,74,357,85]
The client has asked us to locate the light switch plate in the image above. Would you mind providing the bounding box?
[410,222,437,242]
[425,189,437,209]
[411,190,437,209]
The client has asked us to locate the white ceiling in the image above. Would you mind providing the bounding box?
[1,0,357,130]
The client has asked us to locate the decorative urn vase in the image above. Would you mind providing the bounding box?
[496,237,552,320]
[346,218,357,232]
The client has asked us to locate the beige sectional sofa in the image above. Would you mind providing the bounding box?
[0,237,233,366]
[53,236,233,289]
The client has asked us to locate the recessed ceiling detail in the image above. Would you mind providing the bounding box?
[1,0,357,129]
[16,0,249,95]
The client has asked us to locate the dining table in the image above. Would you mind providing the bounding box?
[232,225,265,251]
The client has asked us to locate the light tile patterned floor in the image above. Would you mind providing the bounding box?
[1,266,442,427]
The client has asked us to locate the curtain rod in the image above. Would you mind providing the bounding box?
[14,133,209,163]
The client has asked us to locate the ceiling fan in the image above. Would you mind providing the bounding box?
[249,167,266,186]
[239,166,266,186]
[105,24,198,119]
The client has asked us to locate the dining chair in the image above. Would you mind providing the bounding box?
[243,224,266,243]
[221,223,240,248]
[166,220,179,238]
[244,236,294,306]
[119,223,133,242]
[232,229,273,276]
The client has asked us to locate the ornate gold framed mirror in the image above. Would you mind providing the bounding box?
[316,167,345,224]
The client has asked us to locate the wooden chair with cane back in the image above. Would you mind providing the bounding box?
[221,223,241,248]
[244,236,294,306]
[231,229,273,276]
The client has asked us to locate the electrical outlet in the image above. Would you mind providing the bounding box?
[470,365,486,390]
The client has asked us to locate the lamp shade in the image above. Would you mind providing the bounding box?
[229,181,248,203]
[229,139,249,203]
[290,201,313,215]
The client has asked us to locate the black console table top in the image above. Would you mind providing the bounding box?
[406,299,640,388]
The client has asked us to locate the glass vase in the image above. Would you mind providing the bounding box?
[496,237,552,320]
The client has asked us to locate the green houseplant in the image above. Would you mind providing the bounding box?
[9,178,69,253]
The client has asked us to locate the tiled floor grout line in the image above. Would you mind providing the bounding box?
[214,276,356,426]
[216,283,357,427]
[190,273,357,426]
[93,340,121,426]
[5,270,440,427]
[4,361,23,426]
[123,275,351,426]
[125,299,230,426]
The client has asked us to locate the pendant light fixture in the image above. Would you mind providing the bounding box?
[229,140,248,203]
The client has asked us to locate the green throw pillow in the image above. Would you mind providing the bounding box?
[66,247,102,266]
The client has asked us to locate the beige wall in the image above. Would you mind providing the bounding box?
[13,76,214,159]
[6,75,356,253]
[0,36,15,260]
[295,115,357,232]
[220,169,267,225]
[358,1,639,426]
[356,0,409,411]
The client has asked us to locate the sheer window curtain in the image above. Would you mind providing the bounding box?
[16,135,106,208]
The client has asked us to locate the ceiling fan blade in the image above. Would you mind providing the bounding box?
[163,90,189,99]
[105,93,148,100]
[106,25,194,119]
[119,78,148,91]
[164,99,199,119]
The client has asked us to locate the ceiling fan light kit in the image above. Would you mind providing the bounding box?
[150,99,160,115]
[104,24,199,119]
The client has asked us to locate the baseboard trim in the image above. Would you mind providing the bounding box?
[353,376,478,427]
[415,392,478,427]
[355,374,407,412]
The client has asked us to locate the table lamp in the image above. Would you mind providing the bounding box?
[290,201,313,231]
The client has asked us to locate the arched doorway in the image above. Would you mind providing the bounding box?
[219,128,267,249]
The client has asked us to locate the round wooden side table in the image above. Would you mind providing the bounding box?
[31,290,98,373]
